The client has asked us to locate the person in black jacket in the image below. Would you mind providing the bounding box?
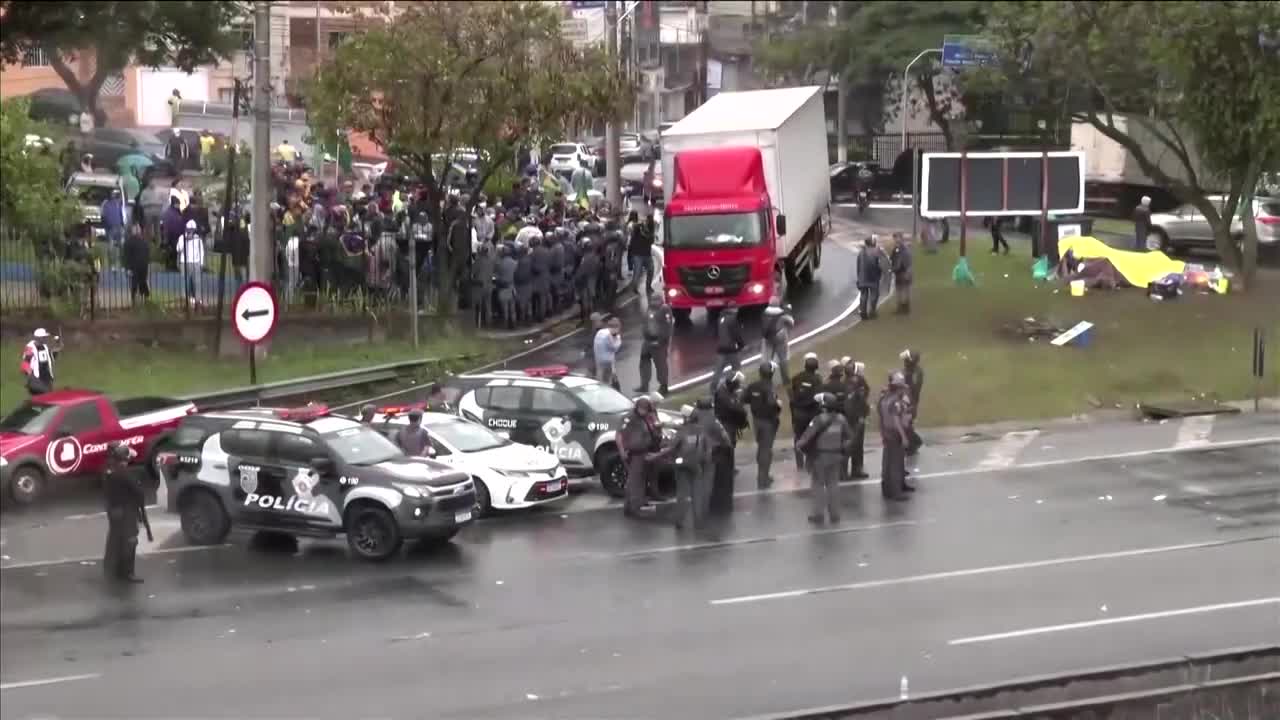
[627,210,655,293]
[102,442,145,583]
[856,235,884,320]
[122,223,151,305]
[746,363,782,489]
[713,370,749,451]
[790,353,823,470]
[711,305,745,391]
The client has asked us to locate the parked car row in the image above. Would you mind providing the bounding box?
[1147,195,1280,254]
[0,367,682,561]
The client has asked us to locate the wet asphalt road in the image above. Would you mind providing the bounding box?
[2,413,1276,719]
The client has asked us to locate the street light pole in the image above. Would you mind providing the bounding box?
[251,0,273,288]
[903,47,939,246]
[900,48,940,153]
[605,0,622,210]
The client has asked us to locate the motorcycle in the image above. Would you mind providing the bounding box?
[856,188,870,215]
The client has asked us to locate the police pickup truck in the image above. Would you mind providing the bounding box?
[444,366,682,498]
[157,405,475,561]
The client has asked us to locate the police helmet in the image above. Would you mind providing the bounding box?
[759,361,775,378]
[804,352,820,371]
[729,370,746,386]
[889,371,907,387]
[821,392,841,411]
[901,349,920,364]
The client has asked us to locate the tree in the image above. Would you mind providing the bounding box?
[982,1,1280,288]
[0,98,78,240]
[0,1,248,126]
[306,1,633,311]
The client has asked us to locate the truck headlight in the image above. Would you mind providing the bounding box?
[748,282,766,295]
[0,456,7,467]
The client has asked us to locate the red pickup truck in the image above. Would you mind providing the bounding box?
[0,389,196,505]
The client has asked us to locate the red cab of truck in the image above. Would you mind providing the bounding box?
[0,389,196,505]
[659,86,831,321]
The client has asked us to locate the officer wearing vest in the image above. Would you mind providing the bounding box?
[789,353,823,470]
[653,403,715,532]
[471,242,496,329]
[573,238,601,324]
[745,362,782,489]
[878,372,911,501]
[395,409,432,457]
[760,297,795,386]
[821,361,851,481]
[496,243,518,328]
[636,290,674,396]
[796,393,853,524]
[547,230,566,312]
[514,241,534,324]
[711,305,746,391]
[901,349,925,456]
[530,232,552,322]
[21,328,60,396]
[713,370,749,451]
[102,441,145,583]
[619,396,663,517]
[843,360,872,480]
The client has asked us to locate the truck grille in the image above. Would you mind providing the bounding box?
[677,264,750,298]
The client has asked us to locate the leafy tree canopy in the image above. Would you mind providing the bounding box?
[0,1,248,125]
[982,0,1280,286]
[0,98,79,239]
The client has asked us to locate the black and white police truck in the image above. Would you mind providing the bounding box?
[442,366,683,497]
[157,405,476,561]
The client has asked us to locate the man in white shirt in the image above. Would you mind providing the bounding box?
[285,233,300,305]
[176,219,205,305]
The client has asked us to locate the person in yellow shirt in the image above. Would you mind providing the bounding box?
[276,139,298,164]
[199,130,216,173]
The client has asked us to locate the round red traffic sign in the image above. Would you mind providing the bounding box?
[46,436,83,475]
[231,281,279,345]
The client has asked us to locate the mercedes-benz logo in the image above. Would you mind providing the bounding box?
[706,265,721,280]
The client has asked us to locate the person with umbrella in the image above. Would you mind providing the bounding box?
[116,141,152,206]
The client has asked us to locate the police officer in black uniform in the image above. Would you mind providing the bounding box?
[821,361,850,481]
[652,404,714,532]
[699,398,736,516]
[424,382,453,414]
[796,393,853,524]
[496,244,518,328]
[530,232,551,322]
[619,396,662,517]
[514,241,534,324]
[843,360,872,480]
[711,305,746,391]
[573,237,600,324]
[471,242,496,328]
[789,352,823,470]
[713,370,749,451]
[745,362,782,489]
[636,290,673,395]
[102,441,145,583]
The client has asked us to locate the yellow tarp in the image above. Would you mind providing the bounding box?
[1058,235,1186,287]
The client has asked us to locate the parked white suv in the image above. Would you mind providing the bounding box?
[1147,195,1280,255]
[547,142,597,178]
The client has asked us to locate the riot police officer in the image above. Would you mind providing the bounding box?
[789,353,823,470]
[471,242,496,328]
[901,349,925,456]
[711,305,746,391]
[102,441,145,583]
[530,233,552,321]
[796,393,853,524]
[547,229,566,312]
[496,244,518,328]
[654,404,714,532]
[573,237,600,324]
[619,396,662,517]
[878,372,911,501]
[713,370,749,451]
[745,362,782,489]
[843,360,871,480]
[636,290,673,395]
[514,241,534,324]
[702,398,736,515]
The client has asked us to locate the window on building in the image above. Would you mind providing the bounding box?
[21,47,51,67]
[328,32,349,50]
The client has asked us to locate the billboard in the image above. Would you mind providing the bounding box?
[921,151,1086,218]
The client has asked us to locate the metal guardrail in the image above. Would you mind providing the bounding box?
[179,355,476,411]
[736,644,1280,720]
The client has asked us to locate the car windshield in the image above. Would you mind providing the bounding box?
[0,402,59,435]
[571,383,633,414]
[321,425,403,465]
[665,211,765,249]
[550,144,578,156]
[72,183,117,205]
[427,418,509,453]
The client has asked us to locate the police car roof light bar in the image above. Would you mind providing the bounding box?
[524,365,570,378]
[274,403,330,422]
[378,402,425,416]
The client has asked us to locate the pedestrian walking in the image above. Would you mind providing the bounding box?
[619,396,662,517]
[1133,196,1152,251]
[636,291,673,395]
[878,373,911,501]
[176,219,205,306]
[746,363,782,489]
[901,349,925,455]
[711,305,745,391]
[796,393,853,524]
[856,236,883,319]
[760,297,795,386]
[627,211,656,293]
[990,217,1010,255]
[842,359,871,480]
[890,233,914,314]
[593,317,623,388]
[789,353,823,470]
[102,441,146,583]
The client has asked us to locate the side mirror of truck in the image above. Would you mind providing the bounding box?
[776,215,788,236]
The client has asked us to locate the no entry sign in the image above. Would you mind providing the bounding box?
[231,282,278,345]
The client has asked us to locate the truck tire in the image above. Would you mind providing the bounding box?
[596,446,626,498]
[8,466,45,506]
[344,503,403,562]
[179,489,230,545]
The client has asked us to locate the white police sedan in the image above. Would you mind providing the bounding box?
[373,409,569,517]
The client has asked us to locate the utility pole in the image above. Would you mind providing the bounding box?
[698,0,710,106]
[251,0,273,287]
[605,0,622,210]
[214,78,243,357]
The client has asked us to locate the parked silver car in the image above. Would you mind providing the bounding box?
[1147,195,1280,254]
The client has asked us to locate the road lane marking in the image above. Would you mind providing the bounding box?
[1,673,102,692]
[1175,415,1216,449]
[948,597,1280,646]
[604,520,924,560]
[977,430,1041,469]
[709,536,1272,606]
[1,543,228,571]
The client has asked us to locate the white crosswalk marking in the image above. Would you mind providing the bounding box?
[1175,415,1216,449]
[977,431,1041,470]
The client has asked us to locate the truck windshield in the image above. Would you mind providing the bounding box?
[321,426,403,466]
[665,212,765,249]
[0,402,59,435]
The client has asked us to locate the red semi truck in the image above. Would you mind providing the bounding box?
[0,389,196,505]
[659,86,831,322]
